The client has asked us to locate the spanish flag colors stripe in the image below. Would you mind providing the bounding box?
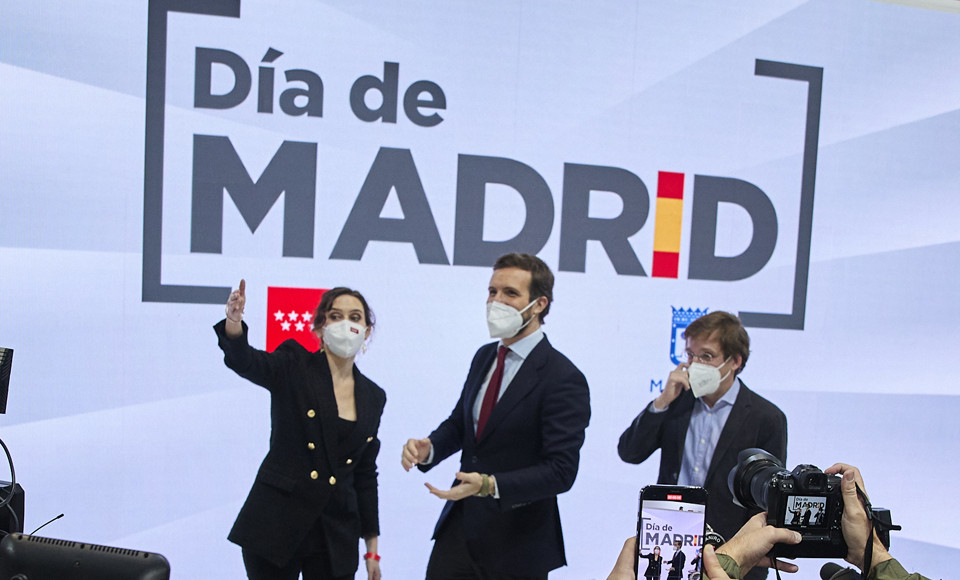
[652,171,684,278]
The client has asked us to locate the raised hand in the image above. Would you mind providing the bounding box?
[654,362,691,410]
[224,279,246,338]
[226,279,246,322]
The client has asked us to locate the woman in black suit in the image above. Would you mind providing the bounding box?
[639,545,663,580]
[216,280,386,580]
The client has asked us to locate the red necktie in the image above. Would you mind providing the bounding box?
[476,346,508,437]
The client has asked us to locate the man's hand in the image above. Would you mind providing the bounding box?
[425,471,484,501]
[605,536,637,580]
[401,437,431,471]
[716,512,801,575]
[654,363,690,410]
[824,463,893,575]
[702,544,733,580]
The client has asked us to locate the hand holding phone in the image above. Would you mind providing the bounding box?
[635,485,707,580]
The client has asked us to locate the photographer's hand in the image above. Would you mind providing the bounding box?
[716,512,801,576]
[605,536,637,580]
[702,544,733,580]
[825,463,892,575]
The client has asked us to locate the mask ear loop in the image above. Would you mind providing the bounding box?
[316,329,324,352]
[515,297,541,333]
[717,356,734,383]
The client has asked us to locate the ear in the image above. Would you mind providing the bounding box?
[533,295,548,316]
[731,353,743,374]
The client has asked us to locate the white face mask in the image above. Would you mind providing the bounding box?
[321,320,367,358]
[486,299,537,339]
[687,357,732,398]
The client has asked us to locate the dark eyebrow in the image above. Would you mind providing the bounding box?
[686,348,717,355]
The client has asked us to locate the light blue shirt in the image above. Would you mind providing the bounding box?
[677,378,741,487]
[471,327,545,432]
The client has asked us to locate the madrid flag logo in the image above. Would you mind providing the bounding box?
[266,287,328,352]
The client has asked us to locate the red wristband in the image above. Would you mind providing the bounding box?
[364,552,380,561]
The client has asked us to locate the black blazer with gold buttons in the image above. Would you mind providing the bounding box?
[214,320,386,572]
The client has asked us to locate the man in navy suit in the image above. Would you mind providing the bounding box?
[402,253,591,580]
[618,311,787,580]
[667,540,686,580]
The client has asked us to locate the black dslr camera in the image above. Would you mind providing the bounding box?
[727,448,895,558]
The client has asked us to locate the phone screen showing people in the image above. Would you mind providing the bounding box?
[636,485,706,580]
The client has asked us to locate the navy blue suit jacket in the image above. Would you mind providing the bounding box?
[420,336,590,576]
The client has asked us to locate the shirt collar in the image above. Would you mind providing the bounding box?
[698,377,741,411]
[720,377,741,406]
[499,326,544,360]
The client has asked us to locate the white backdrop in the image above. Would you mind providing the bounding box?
[1,1,958,578]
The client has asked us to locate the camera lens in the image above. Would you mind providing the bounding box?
[728,448,785,511]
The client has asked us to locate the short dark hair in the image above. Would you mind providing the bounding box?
[311,287,375,332]
[493,253,553,322]
[685,310,749,375]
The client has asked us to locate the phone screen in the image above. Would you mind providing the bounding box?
[635,485,707,580]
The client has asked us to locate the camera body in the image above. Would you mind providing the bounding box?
[729,449,898,559]
[729,449,849,558]
[762,464,846,558]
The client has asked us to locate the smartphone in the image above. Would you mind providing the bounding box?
[635,485,707,580]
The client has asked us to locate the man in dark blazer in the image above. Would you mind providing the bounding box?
[667,540,686,579]
[402,253,591,580]
[618,311,786,580]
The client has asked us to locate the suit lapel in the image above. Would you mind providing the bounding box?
[345,368,376,450]
[668,392,695,481]
[476,337,549,442]
[308,353,341,476]
[706,381,752,484]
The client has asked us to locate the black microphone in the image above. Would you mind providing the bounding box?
[29,513,64,535]
[820,562,861,580]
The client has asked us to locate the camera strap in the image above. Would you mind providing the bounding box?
[858,484,875,577]
[857,483,901,576]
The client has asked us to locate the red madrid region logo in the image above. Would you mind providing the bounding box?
[266,287,328,352]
